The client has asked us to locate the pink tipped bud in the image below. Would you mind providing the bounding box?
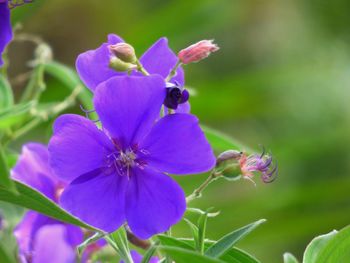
[109,57,137,72]
[109,43,137,64]
[178,40,219,64]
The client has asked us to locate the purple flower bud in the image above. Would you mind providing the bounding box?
[163,82,190,110]
[239,148,278,183]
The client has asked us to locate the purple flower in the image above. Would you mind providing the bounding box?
[239,148,278,183]
[76,34,184,92]
[0,0,13,66]
[121,250,159,263]
[49,75,215,239]
[76,34,190,113]
[12,143,102,263]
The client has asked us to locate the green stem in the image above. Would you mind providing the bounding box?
[165,60,182,82]
[3,85,81,145]
[135,60,149,76]
[20,63,46,102]
[186,170,221,203]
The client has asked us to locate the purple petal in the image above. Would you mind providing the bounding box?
[94,75,165,148]
[140,114,215,175]
[176,101,191,113]
[32,225,76,263]
[140,37,184,85]
[49,114,114,182]
[0,1,12,66]
[11,143,57,200]
[76,34,124,91]
[14,211,58,257]
[60,169,127,232]
[126,167,186,239]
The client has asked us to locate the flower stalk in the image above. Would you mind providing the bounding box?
[2,84,82,145]
[135,59,149,76]
[165,60,181,82]
[186,170,221,203]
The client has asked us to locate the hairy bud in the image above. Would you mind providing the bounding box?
[178,40,219,64]
[109,57,137,72]
[216,150,242,166]
[109,43,137,64]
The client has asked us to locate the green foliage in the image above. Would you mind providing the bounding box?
[205,219,266,258]
[44,62,93,109]
[160,246,225,263]
[0,101,35,129]
[304,226,350,263]
[0,75,14,109]
[283,253,299,263]
[302,230,337,263]
[201,125,252,153]
[0,181,99,231]
[141,241,159,263]
[0,147,16,193]
[105,227,133,263]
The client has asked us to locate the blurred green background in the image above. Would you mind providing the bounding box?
[4,0,350,262]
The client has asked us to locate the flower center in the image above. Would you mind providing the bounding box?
[106,147,147,177]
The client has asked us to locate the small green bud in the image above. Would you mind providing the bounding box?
[221,163,242,181]
[216,150,242,166]
[109,43,137,64]
[109,57,137,72]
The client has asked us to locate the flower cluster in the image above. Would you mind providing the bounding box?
[9,31,221,262]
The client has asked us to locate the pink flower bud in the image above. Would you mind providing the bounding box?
[109,43,136,63]
[178,40,219,64]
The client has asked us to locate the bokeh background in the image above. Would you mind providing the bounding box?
[3,0,350,262]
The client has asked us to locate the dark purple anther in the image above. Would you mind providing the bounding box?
[163,82,189,110]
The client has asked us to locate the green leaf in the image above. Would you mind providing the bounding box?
[184,218,199,250]
[187,207,220,217]
[205,219,266,258]
[201,125,253,153]
[44,62,93,109]
[310,225,350,263]
[0,147,17,193]
[158,235,195,250]
[198,208,213,254]
[0,101,35,129]
[0,181,99,231]
[77,232,105,256]
[160,246,224,263]
[302,230,337,263]
[141,241,160,263]
[284,253,299,263]
[0,75,14,110]
[105,227,133,263]
[180,238,261,263]
[0,243,14,263]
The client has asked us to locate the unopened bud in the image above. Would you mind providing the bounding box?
[221,164,242,181]
[109,43,137,64]
[109,57,137,72]
[178,40,219,64]
[216,150,242,166]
